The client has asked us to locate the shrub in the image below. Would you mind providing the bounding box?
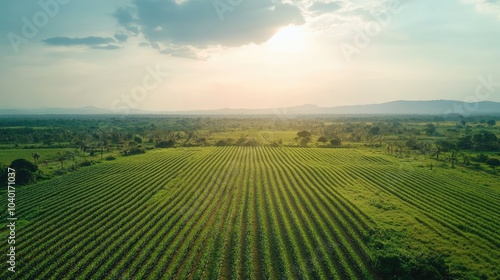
[105,156,116,161]
[54,169,67,176]
[485,158,500,170]
[15,169,37,185]
[125,147,146,156]
[215,140,229,146]
[245,139,259,147]
[80,160,94,167]
[472,154,489,163]
[156,140,175,148]
[368,229,452,280]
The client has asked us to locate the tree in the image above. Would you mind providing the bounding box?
[300,136,311,147]
[486,119,496,127]
[457,135,473,150]
[472,154,489,163]
[368,126,380,136]
[56,151,73,169]
[134,136,143,144]
[459,152,470,166]
[9,159,39,185]
[330,138,342,146]
[317,136,328,145]
[128,141,138,149]
[450,150,458,168]
[10,158,38,172]
[472,131,498,151]
[435,140,456,161]
[425,123,437,136]
[296,131,311,147]
[297,131,311,138]
[215,140,229,146]
[0,163,7,184]
[395,141,404,157]
[97,129,110,159]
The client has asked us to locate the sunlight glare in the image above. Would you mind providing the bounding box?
[266,25,308,53]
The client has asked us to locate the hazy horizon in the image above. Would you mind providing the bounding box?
[2,98,500,111]
[1,0,500,112]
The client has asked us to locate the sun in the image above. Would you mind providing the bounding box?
[266,25,308,53]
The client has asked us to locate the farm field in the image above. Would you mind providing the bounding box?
[1,146,499,279]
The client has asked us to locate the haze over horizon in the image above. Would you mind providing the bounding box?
[1,0,500,112]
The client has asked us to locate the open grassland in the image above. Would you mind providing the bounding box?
[1,147,499,279]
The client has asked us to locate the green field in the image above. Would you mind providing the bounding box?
[2,147,498,279]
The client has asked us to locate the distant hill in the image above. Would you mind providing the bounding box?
[1,100,499,115]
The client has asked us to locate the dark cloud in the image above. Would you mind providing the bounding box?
[113,6,140,35]
[43,36,116,46]
[114,33,129,42]
[43,36,120,51]
[114,6,134,25]
[114,0,305,57]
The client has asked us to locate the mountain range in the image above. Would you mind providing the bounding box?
[1,100,499,115]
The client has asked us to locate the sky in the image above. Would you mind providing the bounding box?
[1,0,500,112]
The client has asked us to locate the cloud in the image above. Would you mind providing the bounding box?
[463,0,500,16]
[91,45,121,50]
[43,36,119,50]
[114,0,305,58]
[114,33,129,42]
[160,45,209,60]
[309,1,344,15]
[43,36,116,46]
[113,6,140,35]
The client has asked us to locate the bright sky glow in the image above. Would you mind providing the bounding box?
[0,0,499,111]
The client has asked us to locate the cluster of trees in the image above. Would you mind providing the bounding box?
[0,159,41,186]
[0,116,497,150]
[214,138,262,147]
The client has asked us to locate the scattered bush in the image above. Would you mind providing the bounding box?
[105,156,116,161]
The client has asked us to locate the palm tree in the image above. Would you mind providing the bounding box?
[450,150,458,168]
[32,152,40,163]
[56,151,67,169]
[434,143,442,161]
